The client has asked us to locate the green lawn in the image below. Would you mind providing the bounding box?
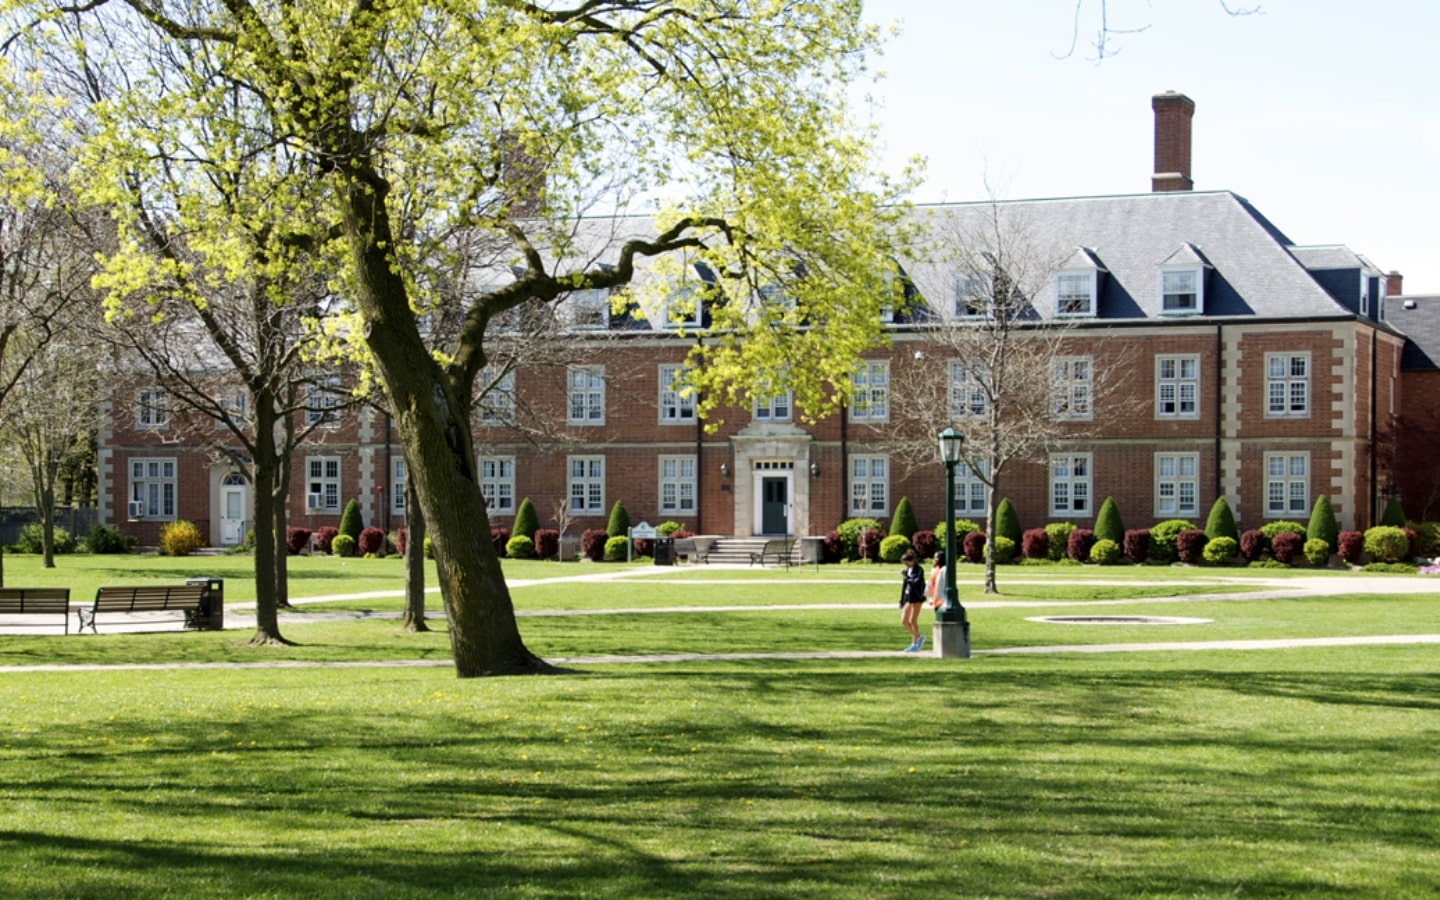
[1,552,1437,897]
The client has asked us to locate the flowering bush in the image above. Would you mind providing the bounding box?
[1176,529,1209,564]
[160,520,205,557]
[1021,528,1049,560]
[1067,528,1095,563]
[1123,529,1150,565]
[1239,529,1268,562]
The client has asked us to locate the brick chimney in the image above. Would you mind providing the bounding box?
[1151,91,1195,193]
[1386,270,1404,296]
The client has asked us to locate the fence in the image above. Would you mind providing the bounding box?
[0,507,99,546]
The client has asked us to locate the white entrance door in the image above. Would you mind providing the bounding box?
[220,476,248,546]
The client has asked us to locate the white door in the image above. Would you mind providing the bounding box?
[220,478,248,545]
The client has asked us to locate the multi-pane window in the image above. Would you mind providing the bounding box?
[1056,272,1095,316]
[1052,357,1093,420]
[1161,269,1200,313]
[753,389,792,422]
[305,374,342,426]
[570,287,609,329]
[1266,353,1309,417]
[479,369,516,426]
[951,459,989,518]
[568,456,605,514]
[479,456,515,514]
[850,362,889,422]
[1265,452,1309,517]
[1050,453,1092,517]
[568,366,606,425]
[129,458,177,519]
[1156,355,1199,418]
[659,365,696,424]
[136,388,170,429]
[658,456,697,515]
[391,458,407,515]
[948,360,989,418]
[305,457,341,512]
[1155,453,1199,517]
[849,455,889,516]
[951,274,988,318]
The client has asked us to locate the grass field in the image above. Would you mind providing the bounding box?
[1,553,1437,897]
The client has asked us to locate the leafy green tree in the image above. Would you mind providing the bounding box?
[1379,496,1407,528]
[1093,496,1124,545]
[339,499,364,543]
[1306,494,1339,554]
[606,501,631,539]
[889,496,918,541]
[994,497,1022,547]
[1204,497,1239,542]
[513,498,540,542]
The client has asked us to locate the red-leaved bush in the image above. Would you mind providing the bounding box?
[858,528,882,562]
[1176,529,1209,564]
[314,525,338,553]
[581,529,607,561]
[1021,528,1049,560]
[633,538,655,557]
[911,529,938,560]
[1337,530,1364,564]
[286,526,312,555]
[358,527,386,556]
[1239,529,1268,562]
[394,528,407,556]
[1067,528,1095,562]
[490,527,511,557]
[823,531,843,563]
[534,529,559,560]
[1405,527,1420,559]
[962,531,985,564]
[1123,529,1151,564]
[1271,531,1303,565]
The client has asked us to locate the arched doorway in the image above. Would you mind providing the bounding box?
[219,473,249,546]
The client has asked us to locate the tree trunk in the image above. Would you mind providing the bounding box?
[246,401,291,645]
[399,474,429,632]
[38,482,56,569]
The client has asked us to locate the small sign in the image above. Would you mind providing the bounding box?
[630,521,657,540]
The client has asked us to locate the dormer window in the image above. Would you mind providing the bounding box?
[662,283,703,330]
[570,287,610,329]
[1055,272,1096,316]
[1160,269,1200,314]
[951,274,988,318]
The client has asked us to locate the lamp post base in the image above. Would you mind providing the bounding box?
[933,620,971,659]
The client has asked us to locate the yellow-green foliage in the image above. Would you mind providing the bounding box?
[159,520,205,557]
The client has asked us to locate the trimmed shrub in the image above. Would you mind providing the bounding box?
[1303,538,1331,567]
[656,521,684,537]
[1405,527,1420,560]
[995,498,1022,546]
[1363,525,1409,563]
[513,497,540,541]
[606,501,631,538]
[314,526,339,554]
[632,538,654,558]
[1259,520,1306,541]
[331,534,357,557]
[1090,538,1121,565]
[838,518,885,560]
[490,527,511,557]
[534,529,559,560]
[879,534,911,563]
[603,535,629,561]
[285,527,312,555]
[13,524,76,555]
[506,534,535,559]
[1045,522,1076,561]
[394,529,407,556]
[1176,529,1209,564]
[889,497,918,541]
[989,535,1016,564]
[83,524,135,554]
[1094,496,1124,545]
[1306,495,1339,555]
[1239,529,1268,562]
[1337,530,1364,564]
[1362,561,1419,574]
[1021,528,1049,560]
[1409,521,1440,556]
[581,529,608,562]
[339,498,363,541]
[1122,529,1151,565]
[911,530,938,560]
[1271,531,1304,566]
[1379,496,1406,527]
[857,528,883,562]
[1204,497,1239,542]
[358,527,386,556]
[1148,520,1196,563]
[822,531,843,564]
[423,536,434,559]
[962,531,985,564]
[1203,536,1238,564]
[1067,528,1095,563]
[1247,558,1289,569]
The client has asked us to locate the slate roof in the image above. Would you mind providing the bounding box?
[1385,295,1440,371]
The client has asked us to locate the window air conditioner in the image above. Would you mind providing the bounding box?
[306,493,325,511]
[126,501,144,519]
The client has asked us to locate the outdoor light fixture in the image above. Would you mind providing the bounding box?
[935,426,971,658]
[810,462,821,478]
[720,463,730,477]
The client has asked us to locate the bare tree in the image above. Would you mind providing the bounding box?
[1058,0,1262,61]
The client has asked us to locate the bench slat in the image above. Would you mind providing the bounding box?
[0,588,72,634]
[79,585,207,633]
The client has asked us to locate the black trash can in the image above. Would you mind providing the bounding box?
[185,577,224,630]
[653,537,675,566]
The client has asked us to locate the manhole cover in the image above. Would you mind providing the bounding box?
[1027,615,1211,625]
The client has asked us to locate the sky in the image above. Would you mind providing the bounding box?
[853,0,1439,293]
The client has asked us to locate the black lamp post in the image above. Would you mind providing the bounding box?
[935,427,971,658]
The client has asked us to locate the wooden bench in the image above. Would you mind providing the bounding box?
[749,539,796,569]
[77,584,208,634]
[673,537,709,564]
[0,588,72,634]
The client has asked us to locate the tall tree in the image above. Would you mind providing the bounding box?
[9,0,911,676]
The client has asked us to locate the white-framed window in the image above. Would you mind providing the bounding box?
[568,455,605,514]
[753,388,792,422]
[479,368,516,426]
[1266,353,1310,417]
[567,366,605,426]
[479,456,514,514]
[569,286,610,329]
[129,457,177,519]
[1160,268,1202,314]
[951,458,989,518]
[662,283,704,330]
[849,455,889,516]
[136,388,170,429]
[305,373,343,426]
[1155,452,1200,517]
[1050,452,1092,517]
[1052,357,1093,421]
[949,360,989,419]
[305,457,341,513]
[659,364,696,424]
[1265,452,1309,517]
[659,455,696,515]
[1055,271,1096,317]
[217,387,248,420]
[850,361,889,422]
[391,458,407,515]
[1156,355,1199,419]
[951,273,988,318]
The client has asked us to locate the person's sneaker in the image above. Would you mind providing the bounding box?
[903,640,919,652]
[914,636,926,652]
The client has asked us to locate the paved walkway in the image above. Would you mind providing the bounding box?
[4,566,1438,671]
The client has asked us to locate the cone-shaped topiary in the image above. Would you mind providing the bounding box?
[1204,496,1239,542]
[994,497,1022,546]
[513,497,540,541]
[1306,494,1339,554]
[606,500,631,538]
[339,498,363,541]
[1093,496,1124,545]
[889,496,918,541]
[1379,496,1406,527]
